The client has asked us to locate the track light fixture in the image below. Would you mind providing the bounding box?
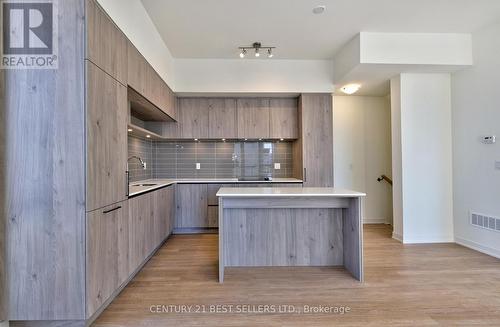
[239,42,275,59]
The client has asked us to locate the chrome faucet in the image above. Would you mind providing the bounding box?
[127,155,146,170]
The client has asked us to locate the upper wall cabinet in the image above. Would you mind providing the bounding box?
[270,98,298,139]
[237,99,270,139]
[178,98,209,139]
[208,98,238,139]
[127,41,176,120]
[127,42,149,96]
[86,0,127,85]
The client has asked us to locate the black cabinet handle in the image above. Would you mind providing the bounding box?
[103,206,121,214]
[303,168,307,183]
[126,171,130,197]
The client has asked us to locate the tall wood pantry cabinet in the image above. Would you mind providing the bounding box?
[1,0,175,325]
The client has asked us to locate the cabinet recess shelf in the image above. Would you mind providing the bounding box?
[127,123,163,140]
[128,87,175,122]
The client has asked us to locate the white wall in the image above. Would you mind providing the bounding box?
[96,0,176,88]
[334,96,393,224]
[390,76,403,241]
[391,73,454,243]
[451,21,500,258]
[360,32,473,66]
[174,59,334,94]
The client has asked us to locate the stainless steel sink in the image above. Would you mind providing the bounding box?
[131,183,158,187]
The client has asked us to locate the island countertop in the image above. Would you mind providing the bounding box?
[217,187,366,197]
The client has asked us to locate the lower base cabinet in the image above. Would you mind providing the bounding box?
[175,183,303,230]
[86,185,174,319]
[86,201,129,317]
[175,184,208,228]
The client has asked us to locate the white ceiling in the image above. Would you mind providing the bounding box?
[141,0,500,60]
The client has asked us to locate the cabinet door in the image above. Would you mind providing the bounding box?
[237,98,270,139]
[153,186,175,244]
[87,62,128,211]
[208,206,218,228]
[175,184,208,228]
[179,98,209,139]
[208,99,238,138]
[86,0,127,84]
[300,94,333,187]
[270,98,298,139]
[207,183,224,205]
[162,83,177,120]
[127,42,148,95]
[128,192,155,271]
[86,202,128,317]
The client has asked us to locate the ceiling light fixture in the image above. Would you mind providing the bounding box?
[127,128,133,132]
[238,42,276,59]
[312,5,326,14]
[146,134,151,138]
[239,48,247,58]
[340,84,361,95]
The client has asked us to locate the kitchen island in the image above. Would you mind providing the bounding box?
[216,187,366,283]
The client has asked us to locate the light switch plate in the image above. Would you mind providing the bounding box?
[196,163,201,170]
[274,163,281,170]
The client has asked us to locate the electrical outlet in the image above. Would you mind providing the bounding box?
[495,161,500,170]
[274,163,281,170]
[196,163,201,170]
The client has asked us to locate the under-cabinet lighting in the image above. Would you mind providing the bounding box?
[280,138,284,141]
[194,138,198,141]
[128,128,133,132]
[146,135,151,138]
[222,138,226,141]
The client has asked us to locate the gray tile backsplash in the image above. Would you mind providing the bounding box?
[128,135,153,182]
[128,135,293,181]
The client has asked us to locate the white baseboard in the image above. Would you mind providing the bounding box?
[391,232,454,244]
[402,235,454,244]
[455,237,500,259]
[363,217,387,224]
[392,232,403,243]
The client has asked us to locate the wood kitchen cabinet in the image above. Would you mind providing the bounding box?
[270,98,298,139]
[86,61,128,211]
[178,98,210,139]
[127,41,148,96]
[293,94,334,187]
[86,201,129,317]
[128,191,154,271]
[153,186,175,245]
[127,41,176,120]
[208,98,238,139]
[175,184,208,228]
[237,98,270,139]
[86,0,127,85]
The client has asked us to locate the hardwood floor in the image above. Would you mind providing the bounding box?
[93,225,500,326]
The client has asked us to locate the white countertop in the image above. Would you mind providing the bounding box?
[216,187,366,197]
[128,178,303,197]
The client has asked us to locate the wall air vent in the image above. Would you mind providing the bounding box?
[470,212,500,233]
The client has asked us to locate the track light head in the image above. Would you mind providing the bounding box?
[239,48,247,58]
[267,48,273,58]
